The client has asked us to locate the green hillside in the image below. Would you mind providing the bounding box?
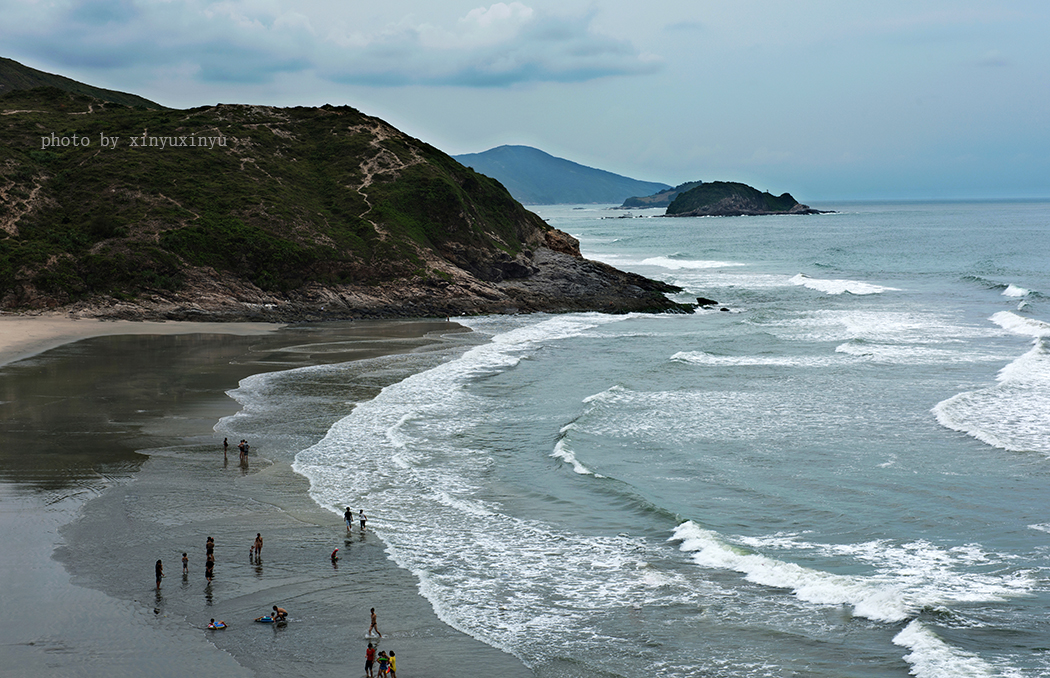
[0,87,550,308]
[0,57,163,108]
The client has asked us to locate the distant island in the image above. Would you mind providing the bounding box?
[452,145,670,205]
[620,181,703,208]
[623,181,829,217]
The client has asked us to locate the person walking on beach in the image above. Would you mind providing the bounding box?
[155,559,164,589]
[365,643,376,678]
[254,533,263,559]
[359,509,367,532]
[368,607,382,637]
[344,507,353,533]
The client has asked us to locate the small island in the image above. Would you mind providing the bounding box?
[622,181,831,217]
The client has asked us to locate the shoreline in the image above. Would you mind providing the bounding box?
[0,317,533,677]
[0,312,284,367]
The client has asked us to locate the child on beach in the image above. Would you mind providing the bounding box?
[376,651,390,675]
[359,509,367,531]
[389,650,396,677]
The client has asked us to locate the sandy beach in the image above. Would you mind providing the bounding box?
[0,315,532,677]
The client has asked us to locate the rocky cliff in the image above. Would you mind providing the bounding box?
[0,86,689,320]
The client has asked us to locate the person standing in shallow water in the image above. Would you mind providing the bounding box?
[359,509,367,532]
[155,559,163,589]
[254,533,263,559]
[344,507,353,533]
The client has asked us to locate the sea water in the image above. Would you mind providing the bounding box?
[227,201,1050,677]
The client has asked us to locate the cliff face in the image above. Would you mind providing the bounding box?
[0,87,689,320]
[665,181,825,217]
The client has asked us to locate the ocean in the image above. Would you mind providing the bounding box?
[221,201,1050,677]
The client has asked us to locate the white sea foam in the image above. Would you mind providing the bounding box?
[761,309,1000,346]
[834,342,1010,365]
[893,620,999,678]
[933,337,1050,454]
[638,256,746,270]
[790,273,900,295]
[1001,284,1030,298]
[551,423,599,475]
[673,523,1033,626]
[291,314,725,669]
[990,311,1050,337]
[671,350,839,368]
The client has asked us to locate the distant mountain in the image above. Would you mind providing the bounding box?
[0,57,164,109]
[620,181,704,208]
[453,145,670,205]
[666,181,828,217]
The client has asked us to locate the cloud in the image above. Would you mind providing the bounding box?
[321,4,662,87]
[2,0,661,88]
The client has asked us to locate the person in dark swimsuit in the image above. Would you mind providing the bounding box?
[155,559,163,589]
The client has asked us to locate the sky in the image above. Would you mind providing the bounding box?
[3,1,1049,201]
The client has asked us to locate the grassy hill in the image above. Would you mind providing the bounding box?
[453,145,669,205]
[0,57,163,109]
[0,87,556,309]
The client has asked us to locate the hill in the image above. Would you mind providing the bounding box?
[452,145,669,205]
[620,181,703,208]
[0,86,688,320]
[666,181,826,217]
[0,57,163,109]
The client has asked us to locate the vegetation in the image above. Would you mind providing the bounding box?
[666,181,800,215]
[0,87,550,306]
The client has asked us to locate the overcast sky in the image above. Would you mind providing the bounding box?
[4,1,1048,201]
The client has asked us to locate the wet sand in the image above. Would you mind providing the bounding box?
[0,318,533,677]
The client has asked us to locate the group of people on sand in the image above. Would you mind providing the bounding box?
[344,507,367,533]
[364,643,396,677]
[221,437,252,464]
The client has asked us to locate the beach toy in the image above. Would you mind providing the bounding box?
[207,621,228,630]
[255,616,275,623]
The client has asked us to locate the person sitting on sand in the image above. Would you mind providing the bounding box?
[272,605,288,621]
